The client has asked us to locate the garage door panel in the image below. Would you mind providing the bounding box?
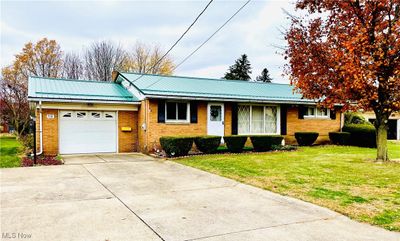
[59,111,117,154]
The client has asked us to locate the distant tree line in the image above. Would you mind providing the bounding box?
[0,38,174,137]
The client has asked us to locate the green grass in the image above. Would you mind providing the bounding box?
[175,141,400,231]
[0,136,23,168]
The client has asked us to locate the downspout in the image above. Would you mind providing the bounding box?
[145,99,149,153]
[339,112,343,132]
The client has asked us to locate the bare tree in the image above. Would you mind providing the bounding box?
[84,41,128,81]
[125,42,174,75]
[62,52,83,79]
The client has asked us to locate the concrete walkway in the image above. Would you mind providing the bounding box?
[1,154,399,241]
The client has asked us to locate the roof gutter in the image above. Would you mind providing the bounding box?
[27,97,140,105]
[143,94,318,105]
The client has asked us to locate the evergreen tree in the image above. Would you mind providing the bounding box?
[256,68,272,82]
[223,54,252,80]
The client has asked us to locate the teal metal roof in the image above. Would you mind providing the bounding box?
[117,72,312,103]
[28,76,139,103]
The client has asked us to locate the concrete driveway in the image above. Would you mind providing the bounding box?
[1,154,399,241]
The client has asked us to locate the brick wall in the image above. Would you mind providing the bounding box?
[118,111,138,152]
[139,99,233,153]
[285,106,341,144]
[146,99,207,152]
[224,102,232,136]
[36,109,59,155]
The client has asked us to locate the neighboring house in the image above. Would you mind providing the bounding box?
[0,100,10,133]
[0,122,10,133]
[360,111,400,140]
[28,72,342,155]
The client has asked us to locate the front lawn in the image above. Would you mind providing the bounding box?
[175,142,400,231]
[0,136,23,168]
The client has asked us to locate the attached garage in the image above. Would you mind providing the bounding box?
[28,76,140,155]
[59,111,118,154]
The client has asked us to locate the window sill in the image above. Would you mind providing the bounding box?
[304,116,330,120]
[165,121,191,125]
[238,132,280,135]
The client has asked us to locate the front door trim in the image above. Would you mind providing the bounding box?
[207,102,225,136]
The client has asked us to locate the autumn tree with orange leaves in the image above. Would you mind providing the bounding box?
[0,38,63,136]
[285,0,400,161]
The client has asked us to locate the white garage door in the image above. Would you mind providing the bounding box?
[59,110,117,154]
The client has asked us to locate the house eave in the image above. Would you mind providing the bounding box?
[143,94,318,105]
[28,97,140,105]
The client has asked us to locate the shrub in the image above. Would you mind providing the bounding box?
[329,132,351,145]
[294,132,319,146]
[342,124,376,147]
[20,134,34,150]
[22,156,62,167]
[223,135,248,153]
[249,135,284,152]
[344,112,370,125]
[271,144,298,151]
[194,136,221,154]
[159,136,194,157]
[216,145,253,153]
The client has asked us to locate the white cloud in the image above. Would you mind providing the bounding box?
[179,64,228,79]
[1,0,293,84]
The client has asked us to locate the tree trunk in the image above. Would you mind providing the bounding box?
[375,119,389,162]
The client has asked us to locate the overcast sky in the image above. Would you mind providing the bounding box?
[1,0,294,83]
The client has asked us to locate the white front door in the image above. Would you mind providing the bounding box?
[207,103,224,136]
[59,110,117,154]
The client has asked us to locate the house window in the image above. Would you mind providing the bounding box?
[305,107,329,118]
[104,112,115,119]
[166,101,189,122]
[238,105,279,134]
[91,112,101,119]
[76,112,87,118]
[61,112,72,118]
[210,105,222,121]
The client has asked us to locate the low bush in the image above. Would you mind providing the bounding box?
[159,136,195,157]
[295,132,319,146]
[22,156,62,167]
[329,132,351,145]
[194,136,221,154]
[342,124,376,147]
[249,135,284,152]
[223,135,248,153]
[271,144,298,151]
[344,112,370,125]
[20,134,34,150]
[216,145,253,153]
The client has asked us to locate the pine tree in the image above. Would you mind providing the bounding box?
[223,54,252,80]
[256,68,272,82]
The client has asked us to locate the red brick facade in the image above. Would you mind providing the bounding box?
[36,100,341,154]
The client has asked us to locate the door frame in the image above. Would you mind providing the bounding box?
[207,102,225,136]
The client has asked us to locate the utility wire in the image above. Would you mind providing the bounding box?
[174,0,251,71]
[131,0,214,83]
[144,0,251,89]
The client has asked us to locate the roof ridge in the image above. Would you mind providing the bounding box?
[119,72,290,86]
[29,76,118,84]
